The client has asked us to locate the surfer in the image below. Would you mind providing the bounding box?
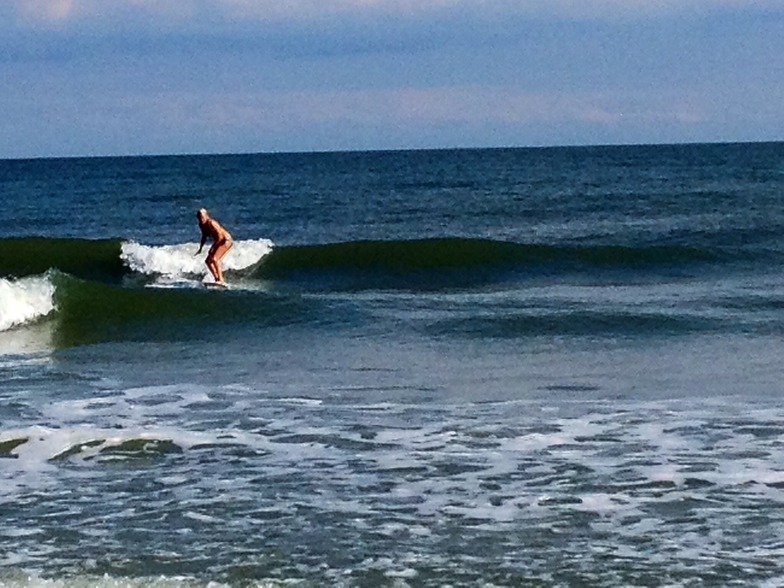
[195,208,233,285]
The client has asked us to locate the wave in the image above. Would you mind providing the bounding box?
[47,272,307,346]
[0,237,274,284]
[0,274,56,331]
[0,236,722,285]
[1,268,314,347]
[253,237,720,285]
[0,237,125,281]
[0,236,729,346]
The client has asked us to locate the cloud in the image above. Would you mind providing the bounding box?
[236,86,707,128]
[9,0,784,28]
[5,0,780,69]
[96,85,710,148]
[0,68,718,157]
[1,0,781,156]
[14,0,75,23]
[4,0,777,69]
[5,0,782,66]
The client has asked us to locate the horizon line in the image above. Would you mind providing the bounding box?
[2,139,782,163]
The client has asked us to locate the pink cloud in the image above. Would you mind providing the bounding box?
[15,0,76,23]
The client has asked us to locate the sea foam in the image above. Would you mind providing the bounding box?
[121,239,274,281]
[0,275,56,332]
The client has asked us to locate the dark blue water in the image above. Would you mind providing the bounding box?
[2,143,784,587]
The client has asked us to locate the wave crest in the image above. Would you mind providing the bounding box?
[255,238,717,277]
[0,274,56,332]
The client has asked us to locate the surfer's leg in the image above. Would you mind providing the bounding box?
[205,243,221,282]
[211,240,233,284]
[213,260,224,284]
[205,258,219,282]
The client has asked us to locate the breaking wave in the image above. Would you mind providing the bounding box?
[121,239,274,282]
[0,274,56,332]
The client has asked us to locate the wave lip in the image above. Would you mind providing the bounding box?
[0,274,56,332]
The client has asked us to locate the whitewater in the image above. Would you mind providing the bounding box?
[0,275,56,332]
[120,238,274,283]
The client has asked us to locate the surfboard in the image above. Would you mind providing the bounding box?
[203,282,229,289]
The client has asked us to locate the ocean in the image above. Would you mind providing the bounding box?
[2,142,784,587]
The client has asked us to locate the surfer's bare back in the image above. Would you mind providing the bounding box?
[196,208,233,285]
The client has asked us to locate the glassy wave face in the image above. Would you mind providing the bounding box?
[2,143,784,586]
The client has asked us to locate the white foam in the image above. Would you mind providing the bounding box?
[120,239,274,281]
[183,511,221,523]
[0,422,254,476]
[0,573,234,588]
[0,275,56,332]
[574,493,636,516]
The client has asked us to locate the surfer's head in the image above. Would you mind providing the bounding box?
[197,208,208,221]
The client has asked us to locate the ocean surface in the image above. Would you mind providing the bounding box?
[2,142,784,587]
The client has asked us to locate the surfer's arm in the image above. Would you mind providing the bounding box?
[196,232,207,255]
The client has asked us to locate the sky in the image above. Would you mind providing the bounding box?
[1,0,783,158]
